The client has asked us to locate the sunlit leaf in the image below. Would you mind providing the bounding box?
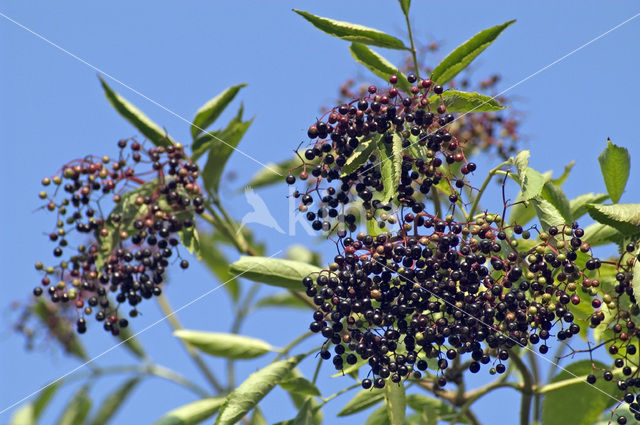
[294,10,407,50]
[430,20,515,85]
[99,76,173,147]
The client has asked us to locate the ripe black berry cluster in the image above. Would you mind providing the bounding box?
[289,75,640,416]
[288,74,472,236]
[33,139,203,335]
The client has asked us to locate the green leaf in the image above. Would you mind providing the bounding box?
[89,378,140,425]
[569,192,608,221]
[9,404,35,425]
[113,315,146,359]
[377,133,403,203]
[398,0,411,16]
[191,84,247,140]
[229,257,322,290]
[341,135,380,176]
[286,245,322,267]
[364,405,391,425]
[532,197,566,231]
[255,292,309,310]
[508,191,536,227]
[551,160,575,186]
[632,247,640,305]
[98,76,173,147]
[406,395,466,424]
[56,386,92,425]
[428,90,505,113]
[97,181,157,270]
[282,374,323,425]
[250,408,267,425]
[214,355,305,425]
[349,43,411,92]
[542,360,621,425]
[541,182,572,224]
[582,222,621,247]
[174,330,274,359]
[385,384,405,425]
[33,382,60,420]
[293,10,407,50]
[201,109,254,195]
[279,377,321,397]
[598,138,630,203]
[338,388,385,416]
[586,204,640,235]
[291,398,314,425]
[430,20,515,85]
[513,151,546,201]
[151,397,226,425]
[406,394,468,423]
[199,232,240,301]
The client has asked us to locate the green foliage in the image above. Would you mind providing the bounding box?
[191,84,247,140]
[542,360,621,425]
[377,133,403,203]
[349,43,411,92]
[598,138,630,203]
[587,203,640,234]
[430,20,515,85]
[294,10,407,50]
[279,377,321,397]
[255,292,309,310]
[341,135,379,176]
[405,394,469,424]
[427,90,506,113]
[173,330,275,359]
[229,257,322,290]
[55,386,92,425]
[89,378,140,425]
[214,355,305,425]
[99,76,173,147]
[338,388,385,416]
[199,232,240,301]
[152,397,226,425]
[201,105,254,196]
[384,384,405,425]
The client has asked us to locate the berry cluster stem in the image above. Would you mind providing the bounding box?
[466,160,512,221]
[404,12,420,79]
[509,349,535,425]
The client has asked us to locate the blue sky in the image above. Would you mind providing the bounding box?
[2,1,640,424]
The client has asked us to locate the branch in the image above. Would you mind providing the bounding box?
[509,350,535,425]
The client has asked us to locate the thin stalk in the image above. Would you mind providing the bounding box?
[312,356,323,385]
[58,364,210,397]
[537,367,624,394]
[273,331,314,362]
[213,199,259,256]
[403,12,420,79]
[431,187,443,219]
[509,350,534,425]
[466,160,512,221]
[226,283,261,389]
[156,294,224,393]
[527,350,542,424]
[318,382,361,407]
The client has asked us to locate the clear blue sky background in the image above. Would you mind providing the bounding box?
[2,2,640,424]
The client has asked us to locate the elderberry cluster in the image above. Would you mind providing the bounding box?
[288,75,640,419]
[288,74,471,236]
[32,140,203,335]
